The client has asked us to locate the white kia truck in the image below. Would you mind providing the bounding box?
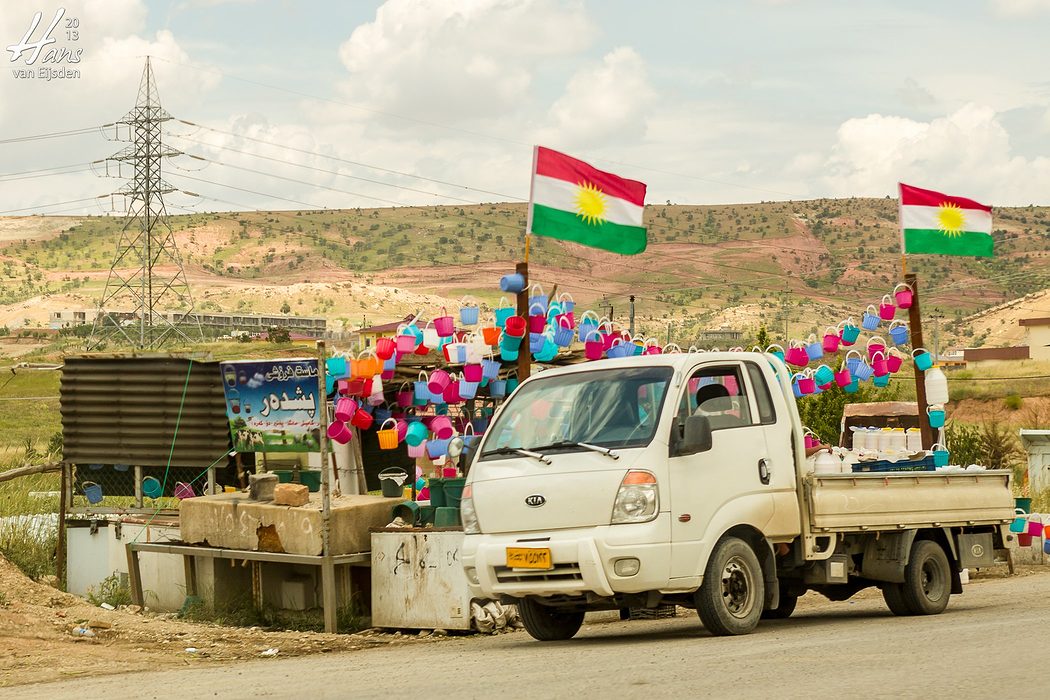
[459,353,1015,640]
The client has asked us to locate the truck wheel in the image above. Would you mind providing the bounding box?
[696,537,765,636]
[900,540,951,615]
[881,583,913,616]
[518,598,585,641]
[761,590,798,620]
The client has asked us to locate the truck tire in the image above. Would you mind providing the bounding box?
[881,583,913,616]
[900,539,952,615]
[761,591,798,620]
[696,536,765,636]
[518,598,585,641]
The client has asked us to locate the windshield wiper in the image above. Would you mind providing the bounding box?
[480,446,552,465]
[531,440,620,460]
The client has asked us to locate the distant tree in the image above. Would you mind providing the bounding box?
[280,301,291,314]
[267,326,291,344]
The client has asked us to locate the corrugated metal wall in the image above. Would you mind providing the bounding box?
[61,355,232,468]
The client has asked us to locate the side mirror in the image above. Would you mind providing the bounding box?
[679,415,713,455]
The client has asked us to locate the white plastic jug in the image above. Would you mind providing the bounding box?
[888,428,907,452]
[851,427,870,450]
[814,450,842,475]
[924,366,949,405]
[906,428,922,452]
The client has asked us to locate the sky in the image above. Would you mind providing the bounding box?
[2,0,1050,218]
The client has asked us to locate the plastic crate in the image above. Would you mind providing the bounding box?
[851,456,936,473]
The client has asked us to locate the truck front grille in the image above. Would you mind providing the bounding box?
[494,564,584,584]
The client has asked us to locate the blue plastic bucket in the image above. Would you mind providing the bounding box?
[489,379,507,397]
[460,305,479,325]
[913,349,933,371]
[500,273,526,293]
[83,481,103,505]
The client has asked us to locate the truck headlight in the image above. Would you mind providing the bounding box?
[610,470,658,524]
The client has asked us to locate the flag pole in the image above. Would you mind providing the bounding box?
[897,182,907,277]
[517,145,539,380]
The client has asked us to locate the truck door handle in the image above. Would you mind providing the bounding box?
[758,458,771,485]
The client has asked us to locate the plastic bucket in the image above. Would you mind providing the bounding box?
[429,478,446,508]
[327,421,353,444]
[326,356,349,379]
[927,406,946,428]
[822,328,841,354]
[932,443,950,467]
[889,323,908,345]
[405,421,429,446]
[427,439,450,459]
[862,306,880,331]
[174,482,195,500]
[442,477,466,508]
[459,380,479,399]
[814,364,835,386]
[840,322,861,345]
[460,305,479,326]
[894,283,914,309]
[913,349,933,371]
[871,352,888,377]
[379,468,409,498]
[805,338,823,361]
[873,373,890,387]
[843,380,859,394]
[481,326,501,345]
[431,415,454,440]
[853,361,874,381]
[377,419,399,450]
[504,315,526,338]
[489,379,507,397]
[428,369,451,394]
[434,507,461,527]
[500,273,526,293]
[494,306,515,329]
[463,363,483,382]
[407,440,427,458]
[879,295,896,321]
[142,476,163,499]
[434,313,455,338]
[481,358,501,380]
[83,481,103,505]
[334,397,357,422]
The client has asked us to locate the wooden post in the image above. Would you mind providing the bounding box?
[317,341,332,556]
[905,273,935,450]
[321,556,338,634]
[126,545,143,606]
[515,261,531,381]
[57,463,68,589]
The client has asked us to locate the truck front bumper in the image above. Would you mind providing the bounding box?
[462,516,672,600]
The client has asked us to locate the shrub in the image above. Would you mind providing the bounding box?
[1004,394,1023,411]
[86,572,131,608]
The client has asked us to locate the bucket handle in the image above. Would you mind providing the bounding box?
[806,333,818,344]
[496,296,511,309]
[881,294,894,306]
[579,309,599,324]
[462,422,475,436]
[893,282,913,294]
[664,343,682,354]
[529,282,545,297]
[529,302,546,315]
[824,326,838,336]
[911,347,929,358]
[557,314,573,330]
[889,320,907,330]
[558,291,574,304]
[838,317,857,330]
[765,343,784,353]
[866,335,886,348]
[417,370,429,382]
[459,295,478,307]
[930,442,945,452]
[865,304,878,315]
[379,417,398,431]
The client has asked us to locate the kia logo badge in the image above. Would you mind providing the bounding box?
[525,494,546,507]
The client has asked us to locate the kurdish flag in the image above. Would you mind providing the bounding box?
[899,183,993,257]
[528,146,647,255]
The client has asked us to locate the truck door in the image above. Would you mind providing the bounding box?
[667,361,775,581]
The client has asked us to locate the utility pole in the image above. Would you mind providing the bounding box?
[933,316,940,360]
[629,295,636,336]
[90,57,200,348]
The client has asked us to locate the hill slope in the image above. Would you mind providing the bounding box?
[1,198,1046,346]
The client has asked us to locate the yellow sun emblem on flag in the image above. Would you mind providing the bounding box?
[936,202,966,237]
[575,181,607,226]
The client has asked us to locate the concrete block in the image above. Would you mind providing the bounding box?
[274,483,309,507]
[249,473,278,501]
[180,492,404,555]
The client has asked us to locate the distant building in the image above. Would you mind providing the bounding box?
[49,309,327,338]
[697,328,744,343]
[1019,317,1050,361]
[356,315,416,350]
[962,346,1030,366]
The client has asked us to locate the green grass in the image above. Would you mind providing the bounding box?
[0,370,60,458]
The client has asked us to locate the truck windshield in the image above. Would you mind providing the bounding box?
[480,366,673,459]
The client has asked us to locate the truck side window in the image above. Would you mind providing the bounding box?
[680,365,753,431]
[745,362,776,425]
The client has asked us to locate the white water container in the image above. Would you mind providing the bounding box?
[851,427,870,450]
[876,428,895,451]
[925,366,949,405]
[906,428,922,452]
[888,428,907,452]
[814,451,842,475]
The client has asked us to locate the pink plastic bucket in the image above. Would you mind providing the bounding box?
[822,328,840,354]
[428,369,451,394]
[894,283,913,309]
[431,415,454,440]
[396,334,417,354]
[871,352,888,377]
[442,380,462,404]
[327,421,353,444]
[798,376,816,395]
[463,363,483,382]
[334,397,357,423]
[407,440,427,458]
[174,482,195,500]
[834,367,852,387]
[434,312,455,338]
[879,295,896,321]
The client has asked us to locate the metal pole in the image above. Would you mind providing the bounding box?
[57,463,67,589]
[317,341,331,553]
[905,273,935,450]
[629,295,636,336]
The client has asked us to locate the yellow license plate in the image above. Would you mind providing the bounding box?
[506,547,552,570]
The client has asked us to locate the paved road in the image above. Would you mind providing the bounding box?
[7,571,1048,699]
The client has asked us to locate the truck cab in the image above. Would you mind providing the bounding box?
[460,353,1015,641]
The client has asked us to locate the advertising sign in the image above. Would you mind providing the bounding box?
[220,359,321,453]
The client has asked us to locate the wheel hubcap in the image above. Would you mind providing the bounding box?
[721,556,755,618]
[921,560,945,601]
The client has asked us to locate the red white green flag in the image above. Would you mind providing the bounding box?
[899,183,994,257]
[528,146,648,255]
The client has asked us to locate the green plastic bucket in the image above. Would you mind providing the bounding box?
[391,500,419,525]
[273,469,321,492]
[418,505,435,526]
[434,506,460,527]
[442,477,466,508]
[1015,497,1032,514]
[429,478,446,508]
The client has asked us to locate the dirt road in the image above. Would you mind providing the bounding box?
[6,570,1048,699]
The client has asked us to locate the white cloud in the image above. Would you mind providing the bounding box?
[539,47,655,149]
[337,0,595,123]
[989,0,1050,15]
[820,104,1050,205]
